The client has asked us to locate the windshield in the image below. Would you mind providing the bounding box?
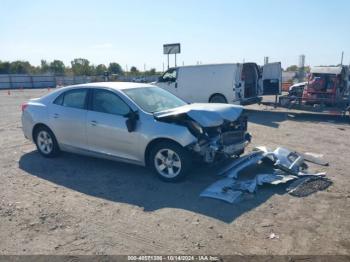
[123,86,187,113]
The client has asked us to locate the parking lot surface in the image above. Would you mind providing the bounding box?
[0,89,349,255]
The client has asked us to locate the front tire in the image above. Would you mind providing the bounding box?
[149,141,191,182]
[34,126,60,158]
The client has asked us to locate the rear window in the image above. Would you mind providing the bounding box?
[53,89,88,109]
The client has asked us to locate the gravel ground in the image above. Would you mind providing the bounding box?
[0,89,349,255]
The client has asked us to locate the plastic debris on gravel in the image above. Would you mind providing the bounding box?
[287,176,332,197]
[200,146,331,203]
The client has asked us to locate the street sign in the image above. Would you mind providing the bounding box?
[163,43,181,55]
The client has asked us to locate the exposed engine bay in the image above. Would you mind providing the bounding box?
[154,103,251,163]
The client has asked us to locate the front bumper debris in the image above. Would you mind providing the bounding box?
[190,132,251,163]
[200,146,331,203]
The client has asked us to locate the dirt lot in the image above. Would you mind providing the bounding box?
[0,89,349,255]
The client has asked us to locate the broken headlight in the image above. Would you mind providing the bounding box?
[187,120,204,136]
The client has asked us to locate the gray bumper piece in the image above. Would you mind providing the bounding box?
[200,146,330,203]
[217,151,265,178]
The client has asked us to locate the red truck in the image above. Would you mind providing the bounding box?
[302,66,349,105]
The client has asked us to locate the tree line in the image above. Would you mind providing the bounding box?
[0,58,158,76]
[284,65,311,72]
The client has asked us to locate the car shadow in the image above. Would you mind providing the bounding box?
[19,150,287,223]
[246,108,349,129]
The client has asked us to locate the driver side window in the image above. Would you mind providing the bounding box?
[91,89,130,116]
[160,69,177,82]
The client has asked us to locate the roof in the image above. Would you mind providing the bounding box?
[290,82,307,88]
[311,66,343,75]
[169,62,257,70]
[63,82,155,90]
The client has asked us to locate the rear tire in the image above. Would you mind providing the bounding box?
[209,94,227,103]
[34,126,60,158]
[149,141,191,182]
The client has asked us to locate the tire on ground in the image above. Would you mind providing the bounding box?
[34,125,60,158]
[149,141,191,182]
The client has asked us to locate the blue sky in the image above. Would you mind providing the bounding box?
[1,0,349,70]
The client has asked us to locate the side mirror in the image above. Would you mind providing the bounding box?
[125,110,139,132]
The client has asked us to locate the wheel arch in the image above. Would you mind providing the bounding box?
[32,123,53,142]
[144,137,186,167]
[209,93,228,103]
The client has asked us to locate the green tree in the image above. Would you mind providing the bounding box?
[130,66,139,75]
[50,60,65,75]
[95,64,107,75]
[304,66,311,73]
[9,61,33,74]
[71,58,92,75]
[108,62,123,75]
[40,60,50,73]
[0,61,11,74]
[286,65,298,72]
[64,67,74,76]
[146,68,156,76]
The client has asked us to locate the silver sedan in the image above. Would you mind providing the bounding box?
[22,82,250,181]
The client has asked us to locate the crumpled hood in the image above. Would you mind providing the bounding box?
[154,103,243,127]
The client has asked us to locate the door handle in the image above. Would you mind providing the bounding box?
[91,120,97,126]
[53,113,59,119]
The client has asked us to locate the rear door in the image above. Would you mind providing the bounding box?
[233,64,244,103]
[260,62,282,95]
[49,88,88,150]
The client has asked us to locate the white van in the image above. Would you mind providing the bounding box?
[154,62,282,105]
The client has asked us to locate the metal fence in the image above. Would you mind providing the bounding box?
[0,74,101,89]
[0,74,160,89]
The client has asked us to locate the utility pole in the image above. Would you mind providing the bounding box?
[340,51,344,66]
[167,53,170,69]
[264,56,269,65]
[298,55,305,82]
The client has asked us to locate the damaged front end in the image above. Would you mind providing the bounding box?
[154,103,251,163]
[189,116,251,163]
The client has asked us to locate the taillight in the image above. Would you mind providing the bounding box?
[21,103,28,112]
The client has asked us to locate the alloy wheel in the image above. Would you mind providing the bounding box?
[154,149,182,178]
[37,130,53,155]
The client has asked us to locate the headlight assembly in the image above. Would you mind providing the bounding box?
[187,120,204,135]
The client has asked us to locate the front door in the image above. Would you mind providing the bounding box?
[86,89,139,161]
[155,68,178,96]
